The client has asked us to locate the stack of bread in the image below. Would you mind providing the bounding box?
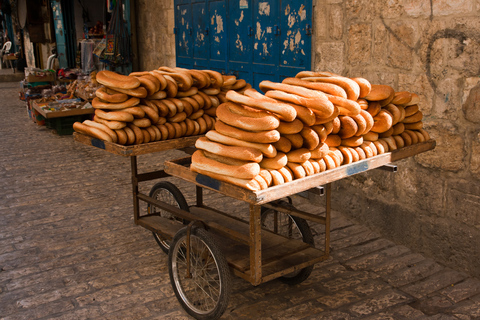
[73,68,248,144]
[191,71,430,191]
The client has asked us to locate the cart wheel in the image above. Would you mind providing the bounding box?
[261,201,314,285]
[148,181,189,254]
[169,226,231,320]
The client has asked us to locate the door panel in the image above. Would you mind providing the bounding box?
[192,1,209,68]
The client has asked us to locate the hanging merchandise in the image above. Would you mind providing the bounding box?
[102,0,131,67]
[107,0,116,13]
[81,40,95,74]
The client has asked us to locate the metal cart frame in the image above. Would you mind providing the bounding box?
[74,132,435,319]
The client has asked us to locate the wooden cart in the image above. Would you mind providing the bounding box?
[73,132,435,320]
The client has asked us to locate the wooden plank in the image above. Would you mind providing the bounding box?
[165,140,436,205]
[137,215,184,240]
[73,132,200,156]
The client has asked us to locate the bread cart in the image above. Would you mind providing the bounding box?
[73,132,435,320]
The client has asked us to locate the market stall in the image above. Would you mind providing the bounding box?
[73,67,435,320]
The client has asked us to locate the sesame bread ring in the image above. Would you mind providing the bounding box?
[397,106,406,122]
[404,121,423,130]
[186,69,210,89]
[157,67,193,90]
[215,120,280,143]
[357,99,369,110]
[277,119,304,134]
[169,111,187,123]
[111,86,148,98]
[202,70,224,88]
[311,124,328,143]
[404,130,419,144]
[381,136,397,150]
[282,77,347,99]
[149,70,168,90]
[354,146,366,160]
[400,131,413,146]
[265,90,335,118]
[156,124,169,140]
[341,136,364,147]
[209,95,220,108]
[146,91,167,100]
[366,101,381,117]
[310,143,329,159]
[190,163,261,191]
[359,143,375,158]
[188,109,204,120]
[290,104,316,126]
[317,158,327,172]
[192,149,260,179]
[176,87,198,97]
[384,104,402,125]
[403,111,423,124]
[180,99,193,117]
[96,87,129,103]
[363,131,379,141]
[301,127,320,150]
[161,99,178,117]
[114,129,127,145]
[127,123,144,144]
[226,90,297,122]
[196,117,208,134]
[95,109,134,122]
[92,96,140,110]
[392,91,412,105]
[351,77,372,98]
[404,104,419,117]
[73,122,113,142]
[327,150,342,167]
[259,169,273,186]
[278,166,294,182]
[145,126,157,142]
[195,137,262,162]
[364,84,394,101]
[203,87,221,95]
[196,92,212,109]
[216,102,280,131]
[338,116,358,139]
[393,135,405,148]
[348,147,360,162]
[164,76,179,98]
[371,110,393,133]
[253,175,269,190]
[122,106,146,118]
[287,162,307,179]
[338,146,353,164]
[82,120,118,143]
[203,114,215,130]
[303,161,316,177]
[419,128,430,141]
[156,117,167,126]
[322,154,338,170]
[286,148,311,163]
[123,125,135,144]
[308,159,321,174]
[392,123,405,135]
[150,125,162,141]
[273,137,292,153]
[330,148,344,164]
[325,135,341,147]
[379,89,395,107]
[152,100,169,117]
[269,169,285,186]
[352,113,367,136]
[206,130,277,158]
[299,76,361,101]
[140,105,160,123]
[138,75,159,96]
[326,94,361,116]
[260,152,288,170]
[406,93,420,106]
[360,110,374,134]
[376,139,390,153]
[379,127,394,138]
[133,118,151,128]
[332,117,341,134]
[97,70,141,90]
[314,106,340,125]
[296,71,340,78]
[181,96,199,112]
[231,79,247,90]
[283,133,304,149]
[363,141,378,156]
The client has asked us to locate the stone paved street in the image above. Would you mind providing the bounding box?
[1,80,480,319]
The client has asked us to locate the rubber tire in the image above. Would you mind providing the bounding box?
[261,201,315,285]
[169,227,231,320]
[147,181,189,254]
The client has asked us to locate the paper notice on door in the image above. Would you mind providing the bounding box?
[240,0,248,9]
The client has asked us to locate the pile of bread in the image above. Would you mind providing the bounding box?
[73,67,250,144]
[191,71,430,191]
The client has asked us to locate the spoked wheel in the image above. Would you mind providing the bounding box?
[261,200,315,285]
[147,181,189,254]
[169,226,231,320]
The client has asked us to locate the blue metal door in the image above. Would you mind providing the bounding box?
[174,0,312,86]
[50,0,68,68]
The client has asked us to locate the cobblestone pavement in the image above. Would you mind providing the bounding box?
[1,81,480,320]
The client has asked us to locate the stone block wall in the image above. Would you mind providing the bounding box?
[313,0,480,277]
[133,0,480,277]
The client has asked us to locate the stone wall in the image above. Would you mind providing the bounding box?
[313,0,480,277]
[133,0,480,277]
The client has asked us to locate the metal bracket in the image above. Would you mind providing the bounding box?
[377,164,398,172]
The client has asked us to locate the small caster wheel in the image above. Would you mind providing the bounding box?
[169,226,231,320]
[147,181,189,254]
